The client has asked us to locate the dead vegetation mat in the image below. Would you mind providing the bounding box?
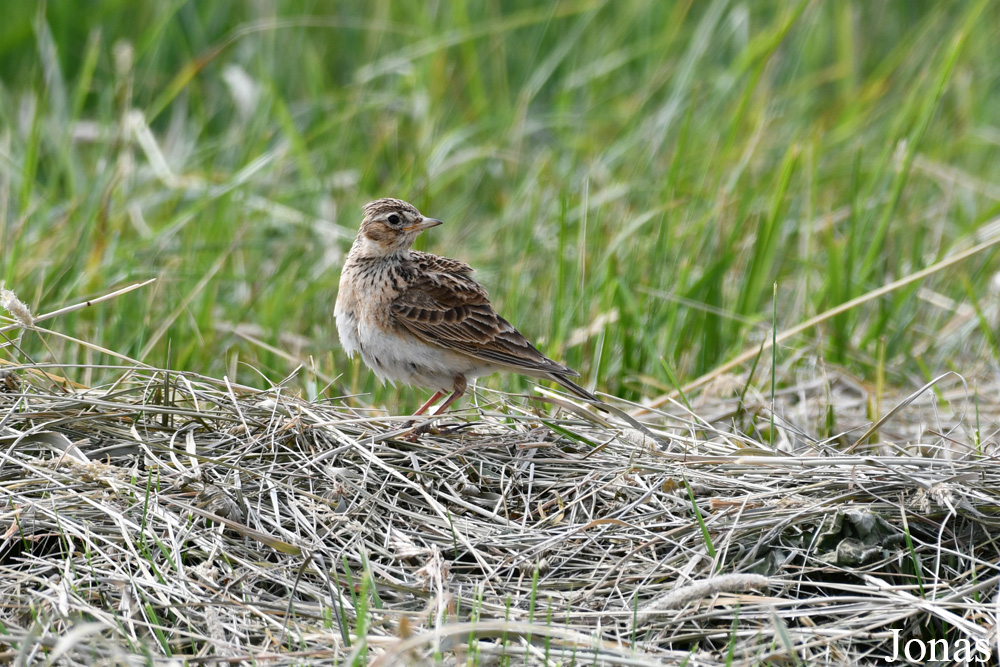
[0,362,998,665]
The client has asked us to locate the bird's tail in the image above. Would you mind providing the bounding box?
[545,372,667,448]
[548,373,599,402]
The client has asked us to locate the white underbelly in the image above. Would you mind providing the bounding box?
[357,322,495,391]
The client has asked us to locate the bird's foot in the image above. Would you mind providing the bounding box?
[401,419,437,441]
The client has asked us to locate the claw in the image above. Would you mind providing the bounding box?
[402,420,436,441]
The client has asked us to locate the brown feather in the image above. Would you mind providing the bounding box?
[390,256,579,377]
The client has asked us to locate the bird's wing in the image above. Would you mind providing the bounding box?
[390,263,578,377]
[410,250,475,275]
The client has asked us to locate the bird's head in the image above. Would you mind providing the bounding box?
[354,198,443,256]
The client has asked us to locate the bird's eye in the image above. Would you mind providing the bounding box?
[388,214,401,225]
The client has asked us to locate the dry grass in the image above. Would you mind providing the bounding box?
[1,340,998,664]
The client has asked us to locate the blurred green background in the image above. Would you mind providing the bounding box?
[1,1,998,408]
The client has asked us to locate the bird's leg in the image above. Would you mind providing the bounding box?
[401,390,445,431]
[431,376,466,415]
[404,376,466,440]
[413,390,445,416]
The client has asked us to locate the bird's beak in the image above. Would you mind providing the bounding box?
[403,217,444,233]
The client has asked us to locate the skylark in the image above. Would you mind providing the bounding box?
[335,198,596,431]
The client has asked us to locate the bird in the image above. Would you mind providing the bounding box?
[334,197,597,434]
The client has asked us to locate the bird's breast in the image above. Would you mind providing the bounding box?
[335,256,409,357]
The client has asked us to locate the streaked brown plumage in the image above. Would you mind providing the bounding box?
[334,198,595,430]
